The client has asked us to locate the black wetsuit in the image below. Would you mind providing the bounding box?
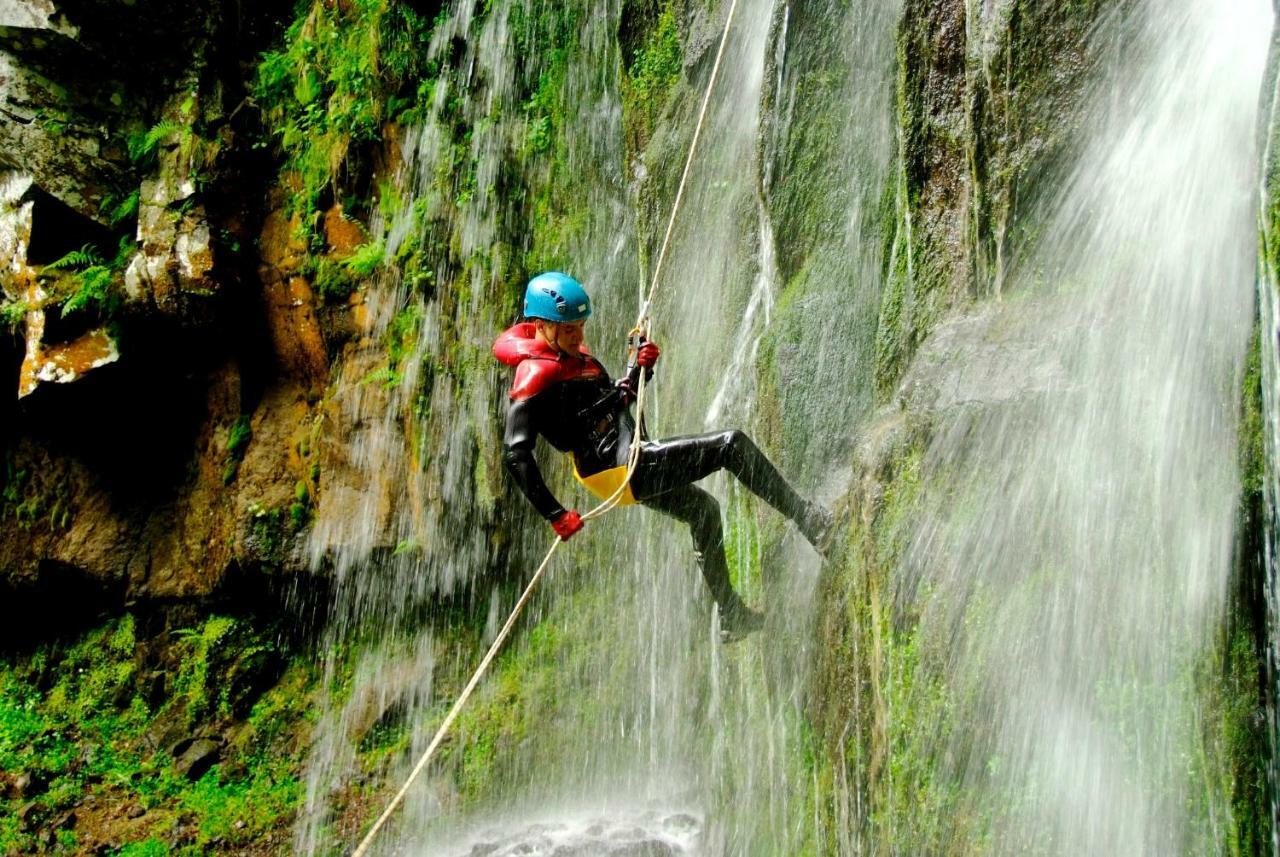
[501,344,815,615]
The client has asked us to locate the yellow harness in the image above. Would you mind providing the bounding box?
[571,456,637,505]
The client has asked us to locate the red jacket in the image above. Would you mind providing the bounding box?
[492,322,604,401]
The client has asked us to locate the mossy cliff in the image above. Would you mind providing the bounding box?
[0,0,1273,854]
[797,1,1273,852]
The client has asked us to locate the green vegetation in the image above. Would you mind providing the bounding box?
[227,416,253,458]
[620,3,683,150]
[1208,625,1272,856]
[171,616,271,726]
[0,615,311,855]
[343,240,385,278]
[310,257,357,302]
[127,119,190,169]
[510,4,605,279]
[246,501,308,567]
[43,245,100,272]
[1,448,73,531]
[221,415,253,485]
[124,90,223,196]
[253,0,440,242]
[418,581,636,811]
[1222,328,1273,852]
[0,299,28,332]
[1239,330,1265,499]
[873,46,945,398]
[38,237,137,320]
[101,189,141,230]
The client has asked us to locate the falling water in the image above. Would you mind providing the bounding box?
[883,0,1272,853]
[398,0,802,851]
[1259,23,1280,857]
[292,0,1270,853]
[391,0,905,851]
[293,1,635,851]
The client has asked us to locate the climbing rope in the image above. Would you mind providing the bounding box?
[350,2,741,854]
[636,0,743,333]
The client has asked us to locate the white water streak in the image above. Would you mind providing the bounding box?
[892,1,1272,853]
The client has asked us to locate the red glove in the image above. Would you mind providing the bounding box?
[551,509,584,540]
[637,341,660,368]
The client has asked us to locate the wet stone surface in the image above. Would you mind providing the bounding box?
[449,810,701,857]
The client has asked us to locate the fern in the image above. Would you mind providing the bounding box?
[43,244,101,272]
[110,235,138,269]
[127,119,185,165]
[359,366,401,389]
[343,240,385,277]
[60,266,117,317]
[102,189,140,228]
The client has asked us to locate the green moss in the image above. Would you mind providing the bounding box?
[222,415,253,485]
[311,257,358,302]
[1213,625,1272,854]
[253,0,440,240]
[113,838,168,857]
[177,763,299,851]
[226,415,253,457]
[723,490,766,598]
[1,448,74,531]
[1239,329,1264,498]
[245,502,306,569]
[0,615,313,855]
[0,298,28,332]
[873,148,913,396]
[620,2,682,150]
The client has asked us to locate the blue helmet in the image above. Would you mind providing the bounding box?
[523,271,592,322]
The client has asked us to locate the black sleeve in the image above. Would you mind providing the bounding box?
[502,397,567,521]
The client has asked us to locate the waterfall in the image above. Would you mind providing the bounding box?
[881,0,1273,853]
[293,1,634,851]
[289,0,1272,854]
[1259,20,1280,857]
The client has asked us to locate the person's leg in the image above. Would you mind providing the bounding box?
[633,429,831,547]
[639,483,762,632]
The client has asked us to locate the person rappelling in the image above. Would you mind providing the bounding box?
[494,271,834,639]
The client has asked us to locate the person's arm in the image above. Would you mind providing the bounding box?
[503,397,568,521]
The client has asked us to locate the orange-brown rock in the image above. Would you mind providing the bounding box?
[262,274,329,389]
[258,199,329,390]
[257,204,309,276]
[0,357,323,600]
[323,205,368,259]
[19,321,120,399]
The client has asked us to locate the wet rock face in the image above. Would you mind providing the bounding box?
[0,49,125,221]
[0,0,225,221]
[0,169,120,398]
[19,324,119,395]
[893,302,1076,418]
[123,163,218,318]
[256,198,330,388]
[0,3,186,220]
[873,0,1112,389]
[171,736,222,781]
[0,0,332,611]
[451,811,701,857]
[0,0,241,399]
